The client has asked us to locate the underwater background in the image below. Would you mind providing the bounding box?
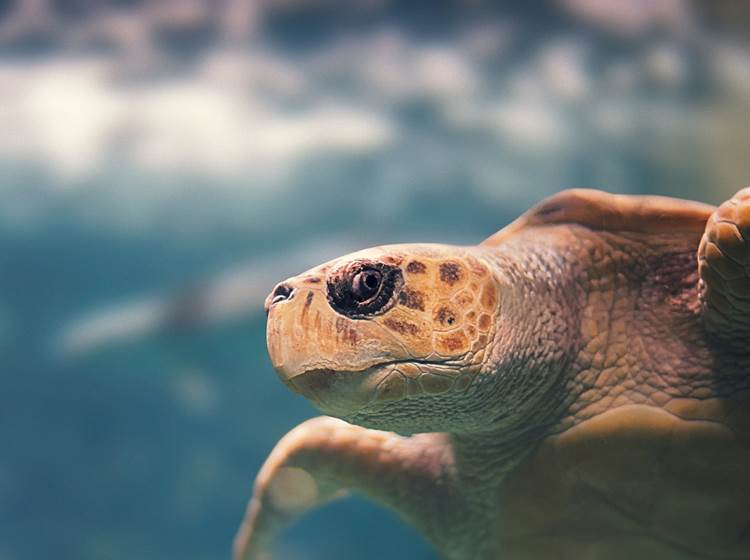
[3,1,750,559]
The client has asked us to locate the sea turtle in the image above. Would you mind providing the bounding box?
[234,188,750,560]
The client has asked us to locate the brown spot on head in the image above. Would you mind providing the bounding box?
[382,255,404,266]
[480,283,497,310]
[398,287,426,311]
[334,316,360,345]
[304,277,321,284]
[439,262,463,285]
[406,260,427,274]
[345,328,359,345]
[478,313,492,332]
[383,318,419,336]
[301,291,314,323]
[434,305,457,327]
[435,331,469,354]
[313,311,322,333]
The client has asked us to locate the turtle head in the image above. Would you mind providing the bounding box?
[264,244,502,433]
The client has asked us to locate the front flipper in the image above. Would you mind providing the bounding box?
[699,187,750,344]
[233,417,458,560]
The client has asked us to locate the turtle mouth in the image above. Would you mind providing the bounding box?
[287,360,405,394]
[284,361,408,415]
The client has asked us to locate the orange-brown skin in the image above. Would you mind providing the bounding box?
[235,188,750,560]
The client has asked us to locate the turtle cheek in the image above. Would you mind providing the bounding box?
[373,308,434,360]
[433,330,472,358]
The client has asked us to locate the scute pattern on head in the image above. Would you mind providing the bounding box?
[372,246,494,364]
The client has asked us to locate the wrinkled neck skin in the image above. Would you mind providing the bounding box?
[313,223,750,559]
[434,223,745,532]
[447,226,587,509]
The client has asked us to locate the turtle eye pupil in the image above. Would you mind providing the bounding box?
[352,269,382,301]
[364,272,379,289]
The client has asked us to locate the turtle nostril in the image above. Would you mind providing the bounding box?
[270,282,295,307]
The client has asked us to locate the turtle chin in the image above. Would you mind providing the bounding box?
[283,362,406,418]
[283,361,475,435]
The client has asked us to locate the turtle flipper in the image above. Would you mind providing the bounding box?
[699,187,750,344]
[233,416,456,560]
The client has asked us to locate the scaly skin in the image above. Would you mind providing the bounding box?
[235,189,750,560]
[699,187,750,344]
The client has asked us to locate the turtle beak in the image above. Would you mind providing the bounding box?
[265,277,326,381]
[264,277,394,375]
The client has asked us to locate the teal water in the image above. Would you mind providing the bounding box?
[2,2,749,559]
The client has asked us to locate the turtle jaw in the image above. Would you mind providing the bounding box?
[280,358,477,422]
[283,361,408,418]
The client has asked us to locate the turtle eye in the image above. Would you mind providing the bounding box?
[351,268,382,302]
[327,260,403,319]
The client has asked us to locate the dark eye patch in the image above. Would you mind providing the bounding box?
[327,260,404,319]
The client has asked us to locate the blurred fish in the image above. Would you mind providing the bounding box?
[58,236,364,356]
